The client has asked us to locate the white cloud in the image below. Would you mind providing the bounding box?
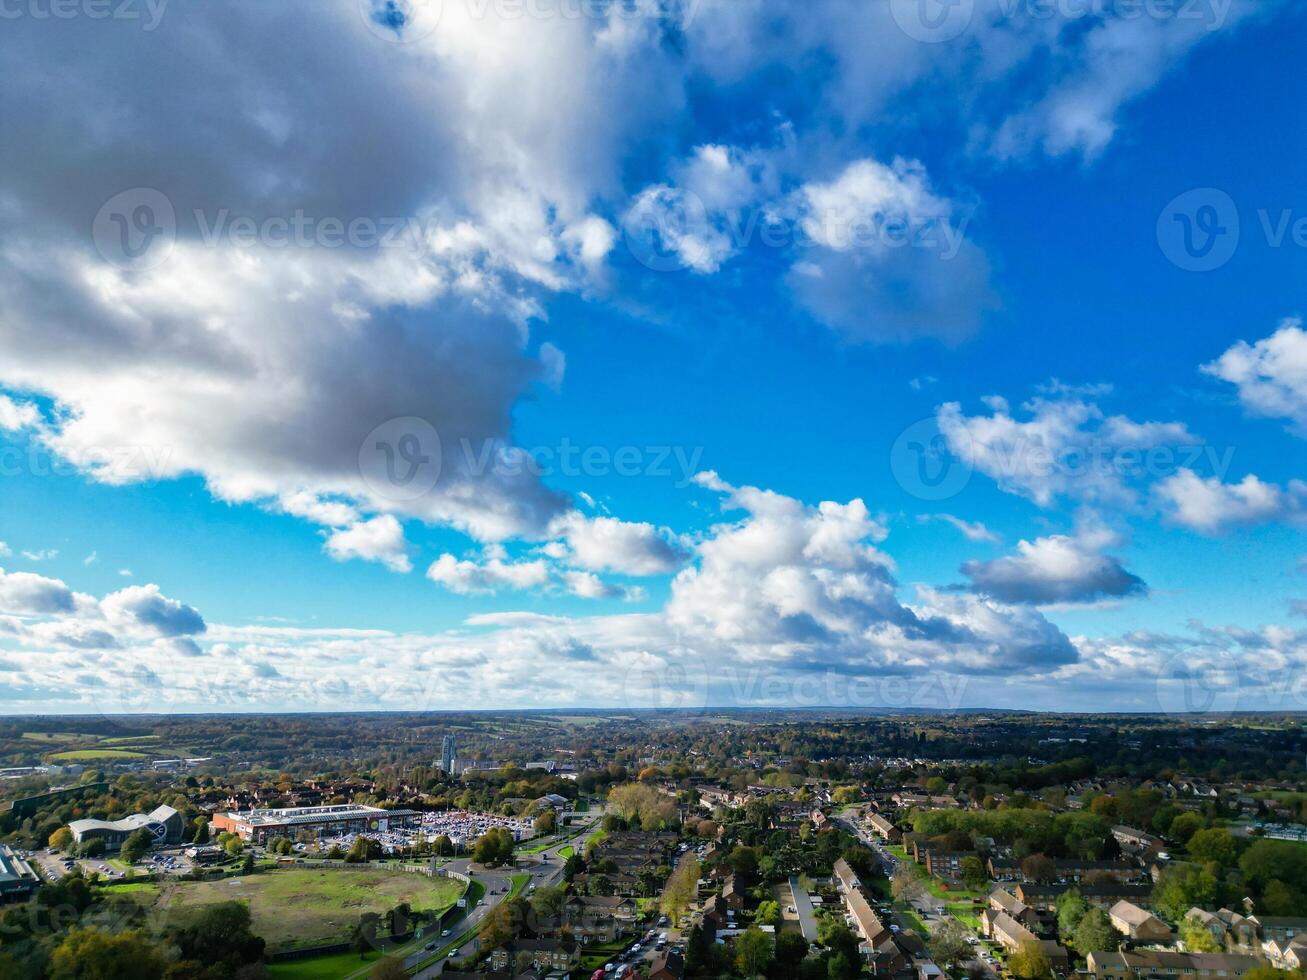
[548,513,688,576]
[922,513,1000,544]
[961,532,1146,605]
[0,568,77,616]
[426,553,551,595]
[1203,318,1307,436]
[0,394,38,431]
[20,549,57,562]
[100,584,206,638]
[938,392,1196,508]
[1155,469,1306,534]
[324,516,412,573]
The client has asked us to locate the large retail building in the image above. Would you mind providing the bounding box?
[212,804,421,843]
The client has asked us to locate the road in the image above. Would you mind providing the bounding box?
[836,813,999,980]
[787,874,819,943]
[406,814,600,980]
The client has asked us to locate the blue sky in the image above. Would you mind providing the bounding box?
[0,0,1305,714]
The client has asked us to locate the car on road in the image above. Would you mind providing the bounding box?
[441,929,451,937]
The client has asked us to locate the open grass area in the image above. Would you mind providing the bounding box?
[48,748,147,761]
[266,950,382,980]
[557,844,574,859]
[123,867,465,952]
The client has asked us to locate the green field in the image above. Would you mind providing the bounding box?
[125,868,465,952]
[267,950,383,980]
[48,748,147,761]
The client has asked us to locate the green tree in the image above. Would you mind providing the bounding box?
[1181,917,1221,953]
[169,900,265,968]
[1072,909,1116,956]
[1187,828,1238,868]
[119,828,153,865]
[962,854,989,891]
[736,927,774,978]
[1009,939,1052,980]
[928,919,972,969]
[534,809,557,836]
[1056,889,1088,937]
[660,855,700,922]
[1169,813,1204,844]
[471,827,514,867]
[755,899,781,927]
[191,817,209,844]
[49,927,166,980]
[1153,864,1217,921]
[48,827,73,852]
[370,957,408,980]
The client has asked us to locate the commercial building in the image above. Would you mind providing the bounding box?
[441,734,457,775]
[68,804,184,850]
[0,846,40,903]
[212,804,421,843]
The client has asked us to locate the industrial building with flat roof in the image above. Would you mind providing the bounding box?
[212,804,421,843]
[0,846,40,903]
[68,805,184,850]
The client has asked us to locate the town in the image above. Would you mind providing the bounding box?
[0,711,1302,980]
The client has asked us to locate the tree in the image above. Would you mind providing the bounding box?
[50,927,166,980]
[1242,968,1306,980]
[120,828,153,865]
[48,827,73,852]
[471,827,514,867]
[1056,889,1088,937]
[432,834,454,857]
[191,817,209,844]
[370,957,408,980]
[962,854,989,891]
[1181,917,1221,953]
[928,919,972,969]
[775,930,810,969]
[1169,812,1204,845]
[735,926,774,978]
[223,836,244,858]
[348,836,383,863]
[479,897,522,949]
[170,901,265,968]
[1187,828,1238,868]
[755,899,781,927]
[1072,908,1116,956]
[660,855,700,922]
[1153,864,1217,921]
[1009,939,1052,980]
[1021,853,1057,883]
[534,809,557,836]
[892,863,928,903]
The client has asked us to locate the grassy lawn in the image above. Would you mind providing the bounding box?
[558,845,574,859]
[579,939,629,972]
[894,903,930,938]
[267,950,382,980]
[48,748,147,761]
[123,867,464,952]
